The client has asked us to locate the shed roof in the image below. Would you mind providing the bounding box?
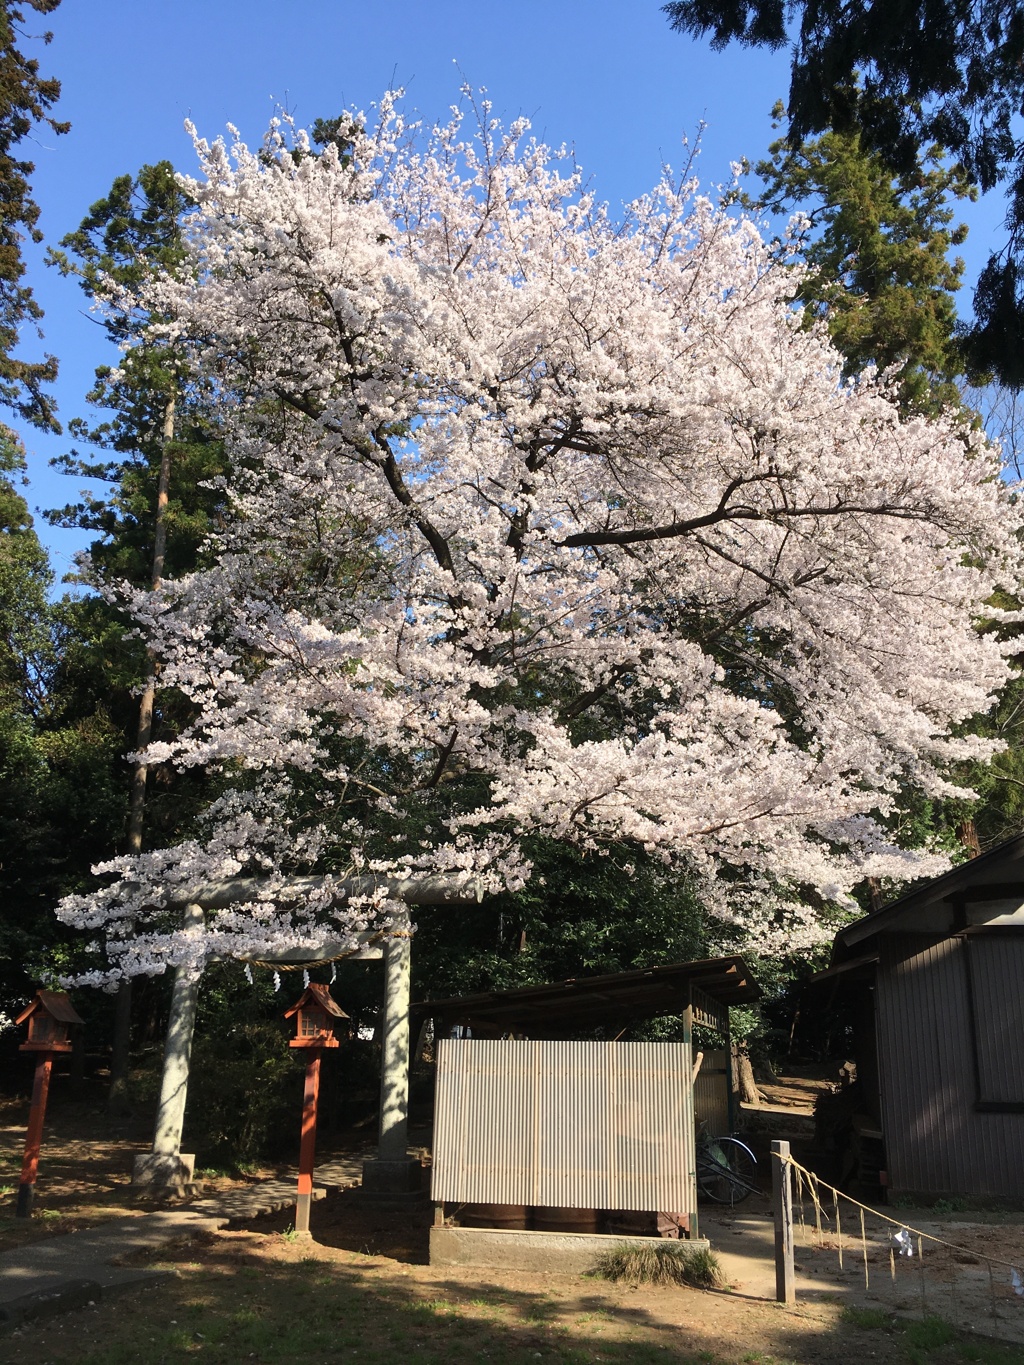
[414,955,758,1034]
[834,832,1024,957]
[283,981,349,1019]
[14,990,84,1026]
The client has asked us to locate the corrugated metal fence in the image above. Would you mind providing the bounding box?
[431,1038,695,1212]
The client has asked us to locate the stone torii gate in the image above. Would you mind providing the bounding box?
[131,875,482,1194]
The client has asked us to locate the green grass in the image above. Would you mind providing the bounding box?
[842,1305,894,1330]
[592,1240,726,1288]
[841,1306,1024,1363]
[906,1317,958,1349]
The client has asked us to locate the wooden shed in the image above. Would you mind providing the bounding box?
[415,956,759,1252]
[820,835,1024,1201]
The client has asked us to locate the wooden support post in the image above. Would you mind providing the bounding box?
[16,1052,54,1218]
[682,998,698,1240]
[434,1202,445,1228]
[772,1139,795,1304]
[295,1048,322,1236]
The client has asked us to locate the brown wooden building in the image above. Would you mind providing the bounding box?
[821,835,1024,1201]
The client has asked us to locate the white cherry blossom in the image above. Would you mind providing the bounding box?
[57,92,1023,977]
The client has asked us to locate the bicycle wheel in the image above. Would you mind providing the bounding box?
[697,1136,758,1205]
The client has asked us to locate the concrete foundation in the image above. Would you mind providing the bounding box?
[131,1152,196,1194]
[358,1157,423,1203]
[429,1225,710,1274]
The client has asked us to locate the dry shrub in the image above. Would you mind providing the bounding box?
[593,1241,725,1288]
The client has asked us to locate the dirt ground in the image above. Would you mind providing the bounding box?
[5,1090,1024,1362]
[0,1095,281,1254]
[5,1193,1024,1365]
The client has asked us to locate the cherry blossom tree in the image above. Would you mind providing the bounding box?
[57,92,1023,982]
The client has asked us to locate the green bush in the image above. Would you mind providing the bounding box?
[184,1020,299,1169]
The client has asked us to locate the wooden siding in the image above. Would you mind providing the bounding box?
[694,1048,730,1136]
[967,936,1024,1105]
[431,1038,696,1213]
[876,933,1024,1197]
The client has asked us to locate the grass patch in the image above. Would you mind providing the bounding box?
[842,1305,892,1330]
[956,1341,1024,1363]
[905,1316,956,1350]
[592,1240,725,1288]
[840,1307,1024,1363]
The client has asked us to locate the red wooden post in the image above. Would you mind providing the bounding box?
[16,1052,54,1219]
[295,1048,322,1234]
[285,982,346,1237]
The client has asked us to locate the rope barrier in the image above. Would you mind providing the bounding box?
[777,1150,1024,1337]
[780,1151,1024,1275]
[242,928,392,971]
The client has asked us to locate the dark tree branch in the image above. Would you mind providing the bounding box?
[560,497,935,549]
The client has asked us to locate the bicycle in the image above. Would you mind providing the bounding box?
[695,1125,759,1205]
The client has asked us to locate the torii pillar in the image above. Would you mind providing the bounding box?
[132,904,204,1193]
[361,910,421,1196]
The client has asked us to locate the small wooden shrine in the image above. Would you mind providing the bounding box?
[15,990,83,1053]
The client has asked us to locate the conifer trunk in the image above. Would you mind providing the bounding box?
[958,818,982,859]
[108,390,175,1112]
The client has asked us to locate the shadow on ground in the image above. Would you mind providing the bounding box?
[11,1228,1024,1365]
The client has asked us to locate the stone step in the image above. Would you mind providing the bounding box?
[192,1180,325,1222]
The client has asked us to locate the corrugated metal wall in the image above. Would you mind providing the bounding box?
[431,1038,695,1212]
[694,1048,730,1136]
[876,933,1024,1197]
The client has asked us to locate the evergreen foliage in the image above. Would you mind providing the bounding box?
[0,0,66,431]
[747,107,976,412]
[663,0,1024,386]
[47,161,226,587]
[0,430,127,1016]
[0,161,226,1027]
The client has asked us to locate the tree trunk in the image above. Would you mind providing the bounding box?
[108,390,175,1113]
[958,818,982,859]
[736,1044,761,1107]
[70,1022,86,1098]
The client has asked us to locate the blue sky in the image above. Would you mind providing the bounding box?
[15,0,1007,580]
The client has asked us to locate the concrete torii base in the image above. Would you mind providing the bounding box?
[358,1157,424,1202]
[131,1152,196,1196]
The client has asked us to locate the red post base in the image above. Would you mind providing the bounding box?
[17,1051,54,1219]
[295,1049,322,1235]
